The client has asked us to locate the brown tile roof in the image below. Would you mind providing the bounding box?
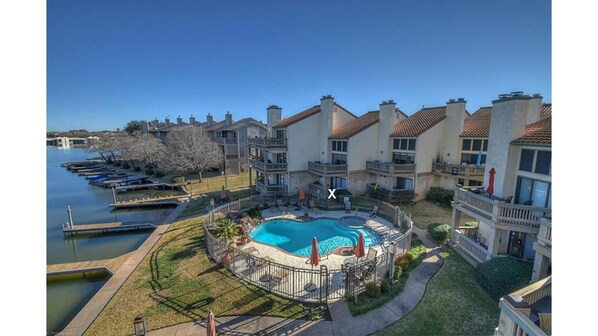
[540,103,551,120]
[329,111,379,139]
[391,106,446,137]
[512,116,551,145]
[461,107,492,137]
[273,105,321,128]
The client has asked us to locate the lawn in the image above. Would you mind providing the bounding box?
[347,238,428,316]
[84,217,306,336]
[376,245,500,336]
[185,172,251,196]
[116,188,186,202]
[400,200,474,230]
[180,188,256,217]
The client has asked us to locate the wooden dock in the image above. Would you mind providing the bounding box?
[63,221,157,235]
[47,252,132,276]
[110,198,183,209]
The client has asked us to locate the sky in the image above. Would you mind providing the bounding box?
[47,0,551,132]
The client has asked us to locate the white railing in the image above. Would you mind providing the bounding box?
[537,218,552,248]
[452,230,491,264]
[308,161,348,175]
[432,162,485,176]
[255,181,287,194]
[248,138,287,147]
[366,161,416,175]
[497,277,551,336]
[308,183,328,199]
[249,159,287,172]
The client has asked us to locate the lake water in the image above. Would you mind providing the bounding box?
[46,147,171,334]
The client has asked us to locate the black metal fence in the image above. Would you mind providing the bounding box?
[203,195,414,302]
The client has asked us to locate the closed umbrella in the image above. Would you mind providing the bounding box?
[299,187,305,204]
[207,310,216,336]
[486,167,496,196]
[305,237,320,292]
[220,185,227,200]
[355,233,365,258]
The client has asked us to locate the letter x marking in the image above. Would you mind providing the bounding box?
[327,189,337,199]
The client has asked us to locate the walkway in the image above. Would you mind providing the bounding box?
[47,252,132,275]
[58,201,189,336]
[146,226,444,336]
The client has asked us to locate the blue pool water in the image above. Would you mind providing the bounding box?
[249,218,381,256]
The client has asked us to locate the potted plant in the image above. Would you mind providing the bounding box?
[240,234,250,244]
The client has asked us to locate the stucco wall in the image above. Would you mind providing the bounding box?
[289,171,316,194]
[347,170,374,195]
[414,172,438,200]
[287,113,321,172]
[415,121,445,174]
[441,102,467,165]
[347,124,379,171]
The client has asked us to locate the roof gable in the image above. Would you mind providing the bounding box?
[461,107,493,137]
[391,106,446,137]
[273,105,321,128]
[329,111,379,139]
[512,116,551,145]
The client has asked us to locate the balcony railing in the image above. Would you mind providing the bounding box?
[255,181,287,194]
[308,161,348,176]
[248,138,287,148]
[496,276,551,336]
[453,188,551,230]
[536,218,552,249]
[452,230,491,264]
[366,161,416,175]
[432,162,485,177]
[213,137,238,145]
[249,158,288,172]
[225,154,239,160]
[308,183,329,199]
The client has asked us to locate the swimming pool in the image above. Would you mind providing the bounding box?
[249,217,381,256]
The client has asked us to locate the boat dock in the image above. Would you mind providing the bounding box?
[47,252,132,276]
[110,198,182,209]
[63,221,157,236]
[114,182,172,192]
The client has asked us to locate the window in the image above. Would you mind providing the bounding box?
[468,180,483,187]
[332,140,348,152]
[535,151,551,175]
[395,177,413,190]
[392,152,415,164]
[462,139,472,151]
[330,177,347,189]
[276,129,286,139]
[393,138,416,151]
[331,153,347,164]
[483,140,488,151]
[519,149,534,172]
[516,177,551,208]
[460,153,486,165]
[472,139,482,151]
[276,153,287,164]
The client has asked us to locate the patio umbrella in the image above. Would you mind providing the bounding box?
[220,185,227,199]
[207,310,216,336]
[355,233,366,258]
[299,187,305,203]
[475,151,482,167]
[486,167,496,196]
[305,237,320,291]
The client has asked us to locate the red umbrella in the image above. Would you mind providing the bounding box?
[486,167,496,196]
[355,233,365,258]
[310,237,320,266]
[299,187,306,203]
[207,310,216,336]
[220,185,227,199]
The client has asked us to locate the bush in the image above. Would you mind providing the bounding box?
[171,176,185,184]
[395,252,414,270]
[248,208,262,219]
[428,223,451,243]
[426,187,454,206]
[367,184,389,202]
[308,309,321,321]
[393,265,403,281]
[122,162,131,169]
[380,279,390,293]
[475,256,534,300]
[134,166,142,172]
[365,282,381,298]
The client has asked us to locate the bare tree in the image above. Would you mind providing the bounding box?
[163,126,223,181]
[88,133,121,163]
[131,133,166,175]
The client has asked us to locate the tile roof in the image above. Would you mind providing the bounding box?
[512,116,552,145]
[461,107,492,137]
[391,106,446,137]
[273,105,321,128]
[206,118,266,132]
[329,111,379,139]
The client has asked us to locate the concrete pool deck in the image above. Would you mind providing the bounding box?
[239,208,402,270]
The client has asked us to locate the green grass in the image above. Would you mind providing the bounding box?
[347,238,427,316]
[376,245,500,336]
[117,188,186,201]
[180,188,256,217]
[400,200,474,230]
[85,217,306,336]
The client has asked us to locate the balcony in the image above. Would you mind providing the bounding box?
[255,181,287,194]
[432,162,485,178]
[308,161,347,176]
[453,187,551,233]
[308,183,329,199]
[366,161,416,175]
[496,276,551,336]
[213,137,238,145]
[248,138,287,148]
[249,158,287,172]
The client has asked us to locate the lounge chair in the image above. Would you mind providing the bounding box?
[276,199,287,212]
[369,205,379,218]
[366,247,378,262]
[271,268,289,287]
[344,201,352,213]
[309,200,321,214]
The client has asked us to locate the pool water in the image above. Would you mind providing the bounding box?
[249,218,381,256]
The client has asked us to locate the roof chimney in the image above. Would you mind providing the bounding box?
[177,115,183,126]
[165,117,171,127]
[225,111,233,126]
[267,105,282,138]
[206,113,213,126]
[189,115,195,125]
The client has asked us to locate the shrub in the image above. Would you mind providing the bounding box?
[308,309,321,321]
[380,279,390,293]
[367,185,389,202]
[248,208,262,219]
[122,162,131,169]
[426,187,454,206]
[395,252,414,270]
[475,256,534,300]
[134,166,142,172]
[365,282,381,298]
[393,265,403,281]
[428,223,451,243]
[171,176,185,184]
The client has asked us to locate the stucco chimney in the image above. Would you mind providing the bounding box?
[319,95,335,162]
[225,111,233,126]
[165,117,171,127]
[484,92,532,198]
[526,93,543,125]
[177,116,183,126]
[443,98,467,164]
[206,113,213,126]
[377,100,397,160]
[266,105,282,138]
[189,115,196,125]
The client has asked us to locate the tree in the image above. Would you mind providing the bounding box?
[124,120,144,135]
[88,133,121,162]
[130,133,166,175]
[163,126,223,181]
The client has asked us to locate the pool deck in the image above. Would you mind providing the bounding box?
[241,208,402,270]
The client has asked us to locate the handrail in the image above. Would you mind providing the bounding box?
[308,161,348,174]
[366,161,416,174]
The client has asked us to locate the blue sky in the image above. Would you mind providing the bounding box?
[47,0,551,131]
